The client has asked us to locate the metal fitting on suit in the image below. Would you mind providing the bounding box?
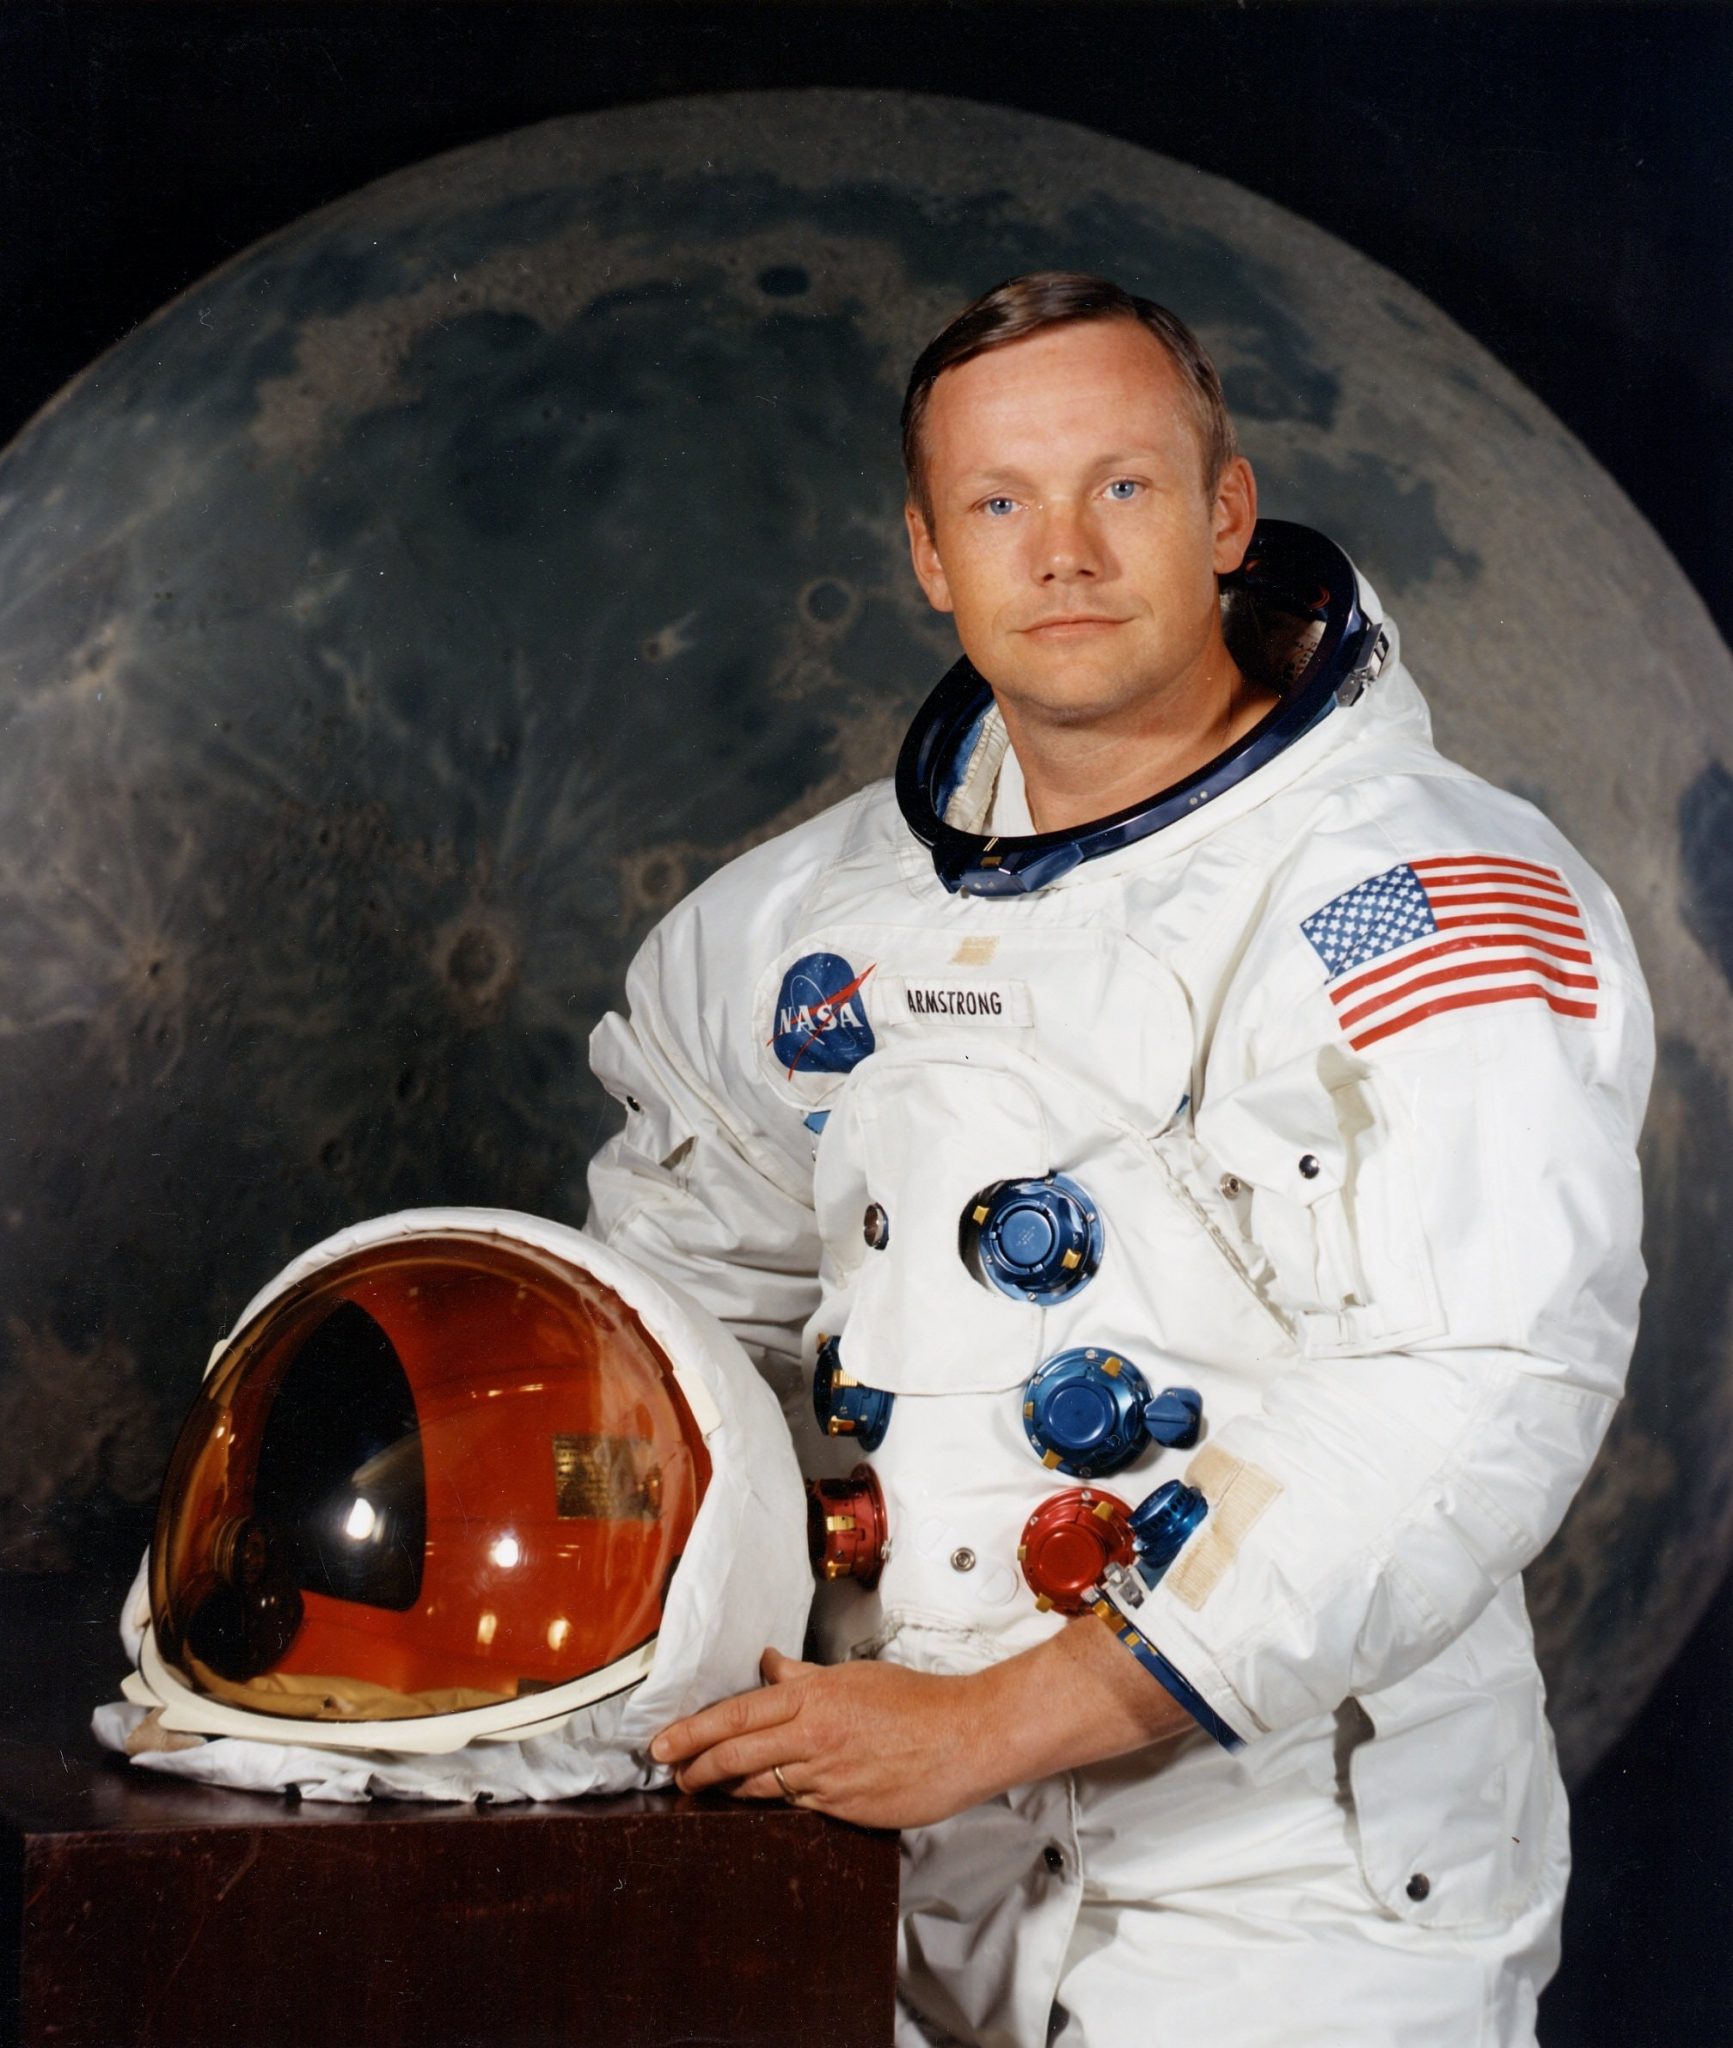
[805,1465,890,1587]
[811,1333,895,1450]
[1022,1349,1202,1478]
[1017,1488,1137,1613]
[963,1175,1103,1303]
[1019,1480,1209,1616]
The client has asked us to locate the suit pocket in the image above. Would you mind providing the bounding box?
[1347,1623,1555,1930]
[1195,1048,1445,1357]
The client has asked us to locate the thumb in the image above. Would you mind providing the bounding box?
[761,1645,814,1684]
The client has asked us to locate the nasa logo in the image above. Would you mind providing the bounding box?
[769,951,877,1076]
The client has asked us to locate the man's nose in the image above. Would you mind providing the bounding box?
[1034,501,1104,581]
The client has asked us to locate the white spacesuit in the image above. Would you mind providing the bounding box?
[586,526,1653,2047]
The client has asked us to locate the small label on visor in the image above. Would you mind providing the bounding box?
[879,977,1032,1026]
[552,1435,664,1520]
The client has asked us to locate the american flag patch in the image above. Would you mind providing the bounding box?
[1301,853,1599,1051]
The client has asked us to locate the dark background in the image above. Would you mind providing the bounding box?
[1,4,1727,2040]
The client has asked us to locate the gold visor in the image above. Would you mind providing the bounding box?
[149,1230,711,1723]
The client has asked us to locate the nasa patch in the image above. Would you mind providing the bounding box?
[769,951,877,1076]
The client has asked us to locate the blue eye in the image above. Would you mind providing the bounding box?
[982,496,1018,517]
[1105,479,1141,501]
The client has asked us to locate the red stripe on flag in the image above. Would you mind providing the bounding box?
[1419,886,1582,916]
[1335,954,1600,1029]
[1417,864,1581,897]
[1348,982,1597,1051]
[1410,853,1568,884]
[1416,867,1574,900]
[1333,929,1595,1001]
[1435,909,1587,940]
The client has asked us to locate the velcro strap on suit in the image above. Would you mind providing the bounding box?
[1165,1441,1284,1611]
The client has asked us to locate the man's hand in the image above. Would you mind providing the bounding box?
[651,1615,1198,1830]
[651,1647,996,1830]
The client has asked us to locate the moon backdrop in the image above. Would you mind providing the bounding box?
[1,91,1728,1783]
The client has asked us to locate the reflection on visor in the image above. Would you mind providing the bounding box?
[150,1233,711,1723]
[254,1300,427,1611]
[182,1513,304,1682]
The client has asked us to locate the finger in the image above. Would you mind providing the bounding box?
[651,1682,800,1765]
[730,1767,805,1804]
[671,1724,810,1794]
[760,1646,816,1684]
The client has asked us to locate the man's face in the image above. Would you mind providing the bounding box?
[905,319,1256,729]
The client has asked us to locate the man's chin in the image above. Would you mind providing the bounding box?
[983,669,1164,734]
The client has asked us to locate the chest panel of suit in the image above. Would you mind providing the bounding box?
[754,902,1305,1655]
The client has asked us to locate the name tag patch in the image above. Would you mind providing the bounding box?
[879,977,1032,1027]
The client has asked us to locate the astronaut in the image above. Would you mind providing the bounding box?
[591,273,1652,2047]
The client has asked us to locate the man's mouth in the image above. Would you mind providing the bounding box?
[1021,614,1126,634]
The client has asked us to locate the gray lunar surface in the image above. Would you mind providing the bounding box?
[0,90,1727,1780]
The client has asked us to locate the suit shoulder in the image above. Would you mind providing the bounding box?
[1274,753,1631,958]
[637,776,895,975]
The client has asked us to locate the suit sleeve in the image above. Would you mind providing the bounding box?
[1138,852,1655,1744]
[585,895,823,1415]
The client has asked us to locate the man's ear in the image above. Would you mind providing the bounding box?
[1210,457,1258,575]
[905,500,955,615]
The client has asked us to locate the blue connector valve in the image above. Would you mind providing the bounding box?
[964,1175,1104,1304]
[1094,1478,1243,1752]
[1022,1349,1204,1479]
[811,1334,895,1452]
[1128,1481,1209,1584]
[1142,1386,1203,1450]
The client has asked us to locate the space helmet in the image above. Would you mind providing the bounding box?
[112,1208,810,1778]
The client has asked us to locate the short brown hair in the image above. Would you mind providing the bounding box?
[900,272,1237,526]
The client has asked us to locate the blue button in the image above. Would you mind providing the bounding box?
[1047,1380,1118,1451]
[999,1203,1058,1269]
[1023,1349,1152,1478]
[811,1334,895,1452]
[969,1176,1103,1304]
[1024,1359,1206,1479]
[1129,1481,1208,1582]
[1143,1387,1203,1450]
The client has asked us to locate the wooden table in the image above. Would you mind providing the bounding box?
[0,1575,900,2048]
